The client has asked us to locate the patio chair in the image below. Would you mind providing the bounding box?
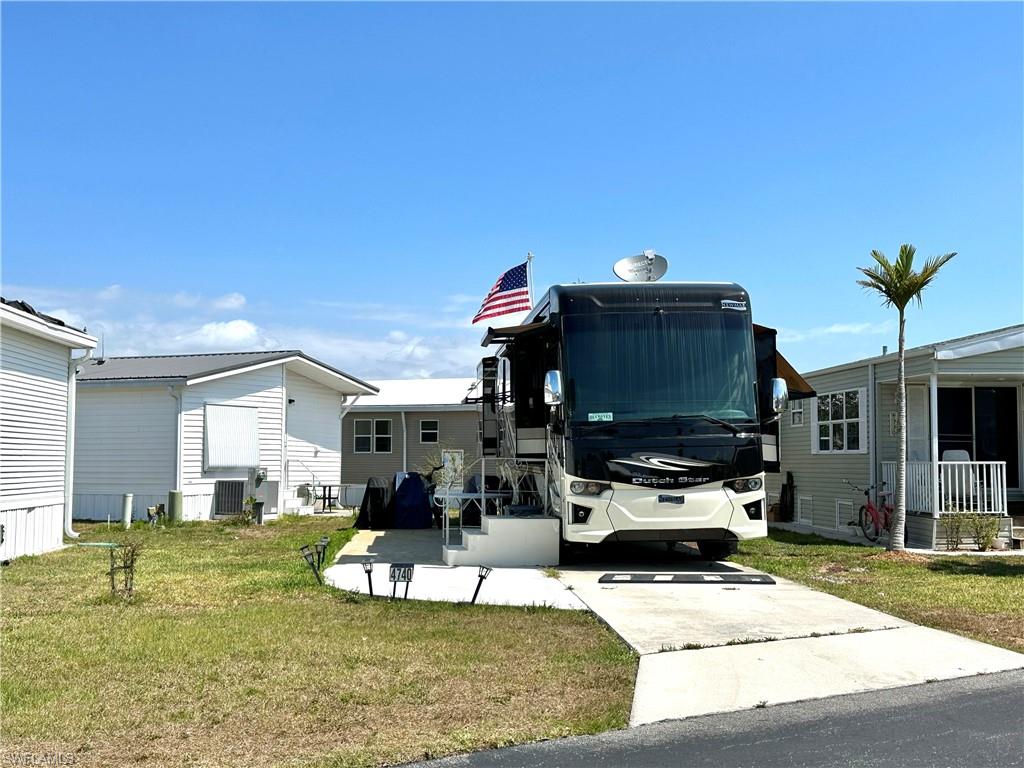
[940,449,979,512]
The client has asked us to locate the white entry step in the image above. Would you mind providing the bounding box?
[283,497,316,516]
[443,515,560,567]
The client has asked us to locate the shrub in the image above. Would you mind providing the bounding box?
[239,496,258,526]
[939,512,965,551]
[966,513,1003,552]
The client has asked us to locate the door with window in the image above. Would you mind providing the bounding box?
[938,386,1020,489]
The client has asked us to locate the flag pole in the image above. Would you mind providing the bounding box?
[526,251,534,307]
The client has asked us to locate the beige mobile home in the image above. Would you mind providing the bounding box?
[0,298,97,560]
[769,325,1023,549]
[340,378,480,503]
[74,351,377,521]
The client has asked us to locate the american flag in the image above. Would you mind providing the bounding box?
[472,261,532,324]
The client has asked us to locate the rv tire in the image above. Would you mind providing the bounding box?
[697,541,737,561]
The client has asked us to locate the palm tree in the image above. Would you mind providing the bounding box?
[857,244,956,550]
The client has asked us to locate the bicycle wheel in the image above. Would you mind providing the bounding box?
[859,505,880,542]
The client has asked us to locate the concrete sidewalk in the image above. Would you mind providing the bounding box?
[557,550,1024,726]
[325,529,585,609]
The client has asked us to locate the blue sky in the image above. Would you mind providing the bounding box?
[2,2,1021,379]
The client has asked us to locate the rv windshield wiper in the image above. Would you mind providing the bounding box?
[664,414,747,435]
[573,414,752,435]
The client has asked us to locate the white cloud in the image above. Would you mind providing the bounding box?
[172,291,200,308]
[778,321,892,343]
[97,284,122,301]
[177,319,263,349]
[39,307,87,330]
[212,292,246,310]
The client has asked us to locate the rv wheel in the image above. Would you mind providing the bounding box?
[697,541,737,561]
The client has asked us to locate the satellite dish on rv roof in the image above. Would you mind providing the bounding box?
[613,250,668,282]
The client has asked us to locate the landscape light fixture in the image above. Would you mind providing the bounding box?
[362,559,374,597]
[471,565,492,604]
[299,544,322,585]
[315,536,330,571]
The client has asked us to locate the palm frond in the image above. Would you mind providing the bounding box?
[856,245,956,311]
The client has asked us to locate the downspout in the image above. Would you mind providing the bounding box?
[929,365,940,520]
[868,362,876,493]
[338,395,361,505]
[64,348,93,539]
[168,385,183,490]
[401,410,408,473]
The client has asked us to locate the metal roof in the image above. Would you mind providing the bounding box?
[349,378,478,411]
[77,350,378,394]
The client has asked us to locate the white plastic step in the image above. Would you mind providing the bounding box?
[442,516,560,567]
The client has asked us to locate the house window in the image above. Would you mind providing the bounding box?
[353,419,373,454]
[791,399,804,426]
[374,419,392,453]
[812,388,867,454]
[420,419,439,444]
[354,419,393,453]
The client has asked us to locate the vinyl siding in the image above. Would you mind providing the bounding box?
[0,503,64,560]
[285,371,343,489]
[937,347,1024,376]
[771,366,871,531]
[180,366,284,517]
[0,326,70,511]
[341,409,480,485]
[73,386,177,519]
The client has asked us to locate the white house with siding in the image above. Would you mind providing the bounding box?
[0,298,97,560]
[768,325,1024,549]
[73,351,377,521]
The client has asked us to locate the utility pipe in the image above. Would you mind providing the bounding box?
[64,348,93,539]
[338,395,360,505]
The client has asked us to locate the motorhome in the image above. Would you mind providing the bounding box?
[474,282,809,560]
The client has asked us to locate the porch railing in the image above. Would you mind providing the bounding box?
[880,461,1007,515]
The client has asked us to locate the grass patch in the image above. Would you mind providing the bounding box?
[0,518,635,767]
[735,530,1024,652]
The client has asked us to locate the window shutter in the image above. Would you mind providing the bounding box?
[205,404,260,469]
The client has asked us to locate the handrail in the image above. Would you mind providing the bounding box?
[880,460,1007,515]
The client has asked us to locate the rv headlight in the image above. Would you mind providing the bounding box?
[569,480,609,496]
[727,477,763,493]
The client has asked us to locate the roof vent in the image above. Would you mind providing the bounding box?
[882,345,888,355]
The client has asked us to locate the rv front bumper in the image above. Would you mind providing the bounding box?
[561,476,768,545]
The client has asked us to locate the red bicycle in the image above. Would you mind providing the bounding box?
[844,479,893,543]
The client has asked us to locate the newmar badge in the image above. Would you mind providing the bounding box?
[721,299,748,311]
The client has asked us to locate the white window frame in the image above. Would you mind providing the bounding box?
[353,419,373,454]
[790,398,805,427]
[353,418,393,454]
[811,388,868,455]
[419,419,439,444]
[373,418,392,454]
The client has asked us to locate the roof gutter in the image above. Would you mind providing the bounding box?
[64,348,93,539]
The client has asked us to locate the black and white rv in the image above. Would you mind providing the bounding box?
[474,282,811,560]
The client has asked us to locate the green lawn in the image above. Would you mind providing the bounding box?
[0,517,635,768]
[735,529,1024,653]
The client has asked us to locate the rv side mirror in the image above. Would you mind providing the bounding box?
[771,377,789,414]
[544,370,563,407]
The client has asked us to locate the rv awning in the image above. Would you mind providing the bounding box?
[776,351,815,400]
[481,320,550,347]
[754,324,816,400]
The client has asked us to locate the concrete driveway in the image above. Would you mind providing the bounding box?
[555,543,1024,726]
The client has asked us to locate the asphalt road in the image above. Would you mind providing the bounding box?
[411,671,1024,768]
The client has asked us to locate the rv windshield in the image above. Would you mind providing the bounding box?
[563,310,757,426]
